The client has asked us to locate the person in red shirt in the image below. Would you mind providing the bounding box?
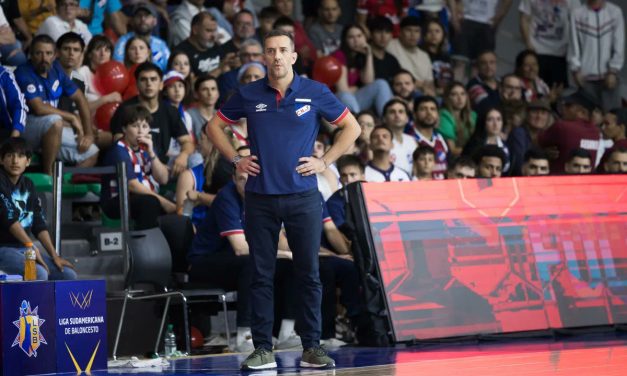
[356,0,408,37]
[538,91,602,174]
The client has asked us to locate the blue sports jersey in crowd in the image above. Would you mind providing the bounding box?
[326,189,346,229]
[80,0,122,35]
[113,33,171,72]
[217,73,348,195]
[189,163,208,225]
[14,61,77,108]
[0,66,27,134]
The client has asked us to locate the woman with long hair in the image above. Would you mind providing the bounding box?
[515,49,561,103]
[78,36,121,111]
[167,51,195,106]
[463,106,511,174]
[124,36,152,68]
[331,24,393,116]
[438,82,476,157]
[421,19,453,96]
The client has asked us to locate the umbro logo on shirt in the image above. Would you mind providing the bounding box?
[256,103,267,112]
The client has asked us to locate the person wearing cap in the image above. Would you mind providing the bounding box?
[36,0,92,44]
[507,98,552,176]
[537,90,602,174]
[112,2,170,72]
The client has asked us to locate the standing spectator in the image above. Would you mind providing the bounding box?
[411,145,435,180]
[272,0,317,70]
[466,50,499,112]
[569,0,624,111]
[412,96,448,179]
[446,156,476,179]
[521,148,550,176]
[0,65,27,141]
[174,12,233,78]
[451,0,513,82]
[515,49,558,103]
[15,35,97,174]
[0,7,27,66]
[538,90,602,174]
[391,69,421,113]
[169,0,233,47]
[507,99,552,176]
[113,3,170,72]
[308,0,343,56]
[368,16,402,83]
[438,82,477,157]
[365,126,412,182]
[383,98,416,174]
[37,0,92,45]
[603,147,627,174]
[123,36,152,68]
[421,19,453,96]
[474,144,506,178]
[563,148,593,174]
[221,10,258,56]
[331,24,394,116]
[519,0,580,88]
[77,0,127,37]
[218,39,264,100]
[386,16,435,96]
[357,0,408,37]
[463,107,511,174]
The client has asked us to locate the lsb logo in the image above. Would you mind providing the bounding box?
[12,300,47,357]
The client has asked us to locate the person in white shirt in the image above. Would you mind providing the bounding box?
[365,126,412,182]
[382,98,417,174]
[169,0,232,46]
[36,0,91,44]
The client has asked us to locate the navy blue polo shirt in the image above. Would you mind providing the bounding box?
[217,73,348,195]
[326,190,346,229]
[188,181,244,261]
[14,61,77,108]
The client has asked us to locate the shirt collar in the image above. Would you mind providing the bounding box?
[263,70,301,96]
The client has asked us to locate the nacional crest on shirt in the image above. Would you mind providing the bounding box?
[295,105,311,117]
[12,300,48,357]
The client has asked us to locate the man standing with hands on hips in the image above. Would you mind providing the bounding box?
[206,29,360,371]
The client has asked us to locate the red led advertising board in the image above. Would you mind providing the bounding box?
[361,176,627,342]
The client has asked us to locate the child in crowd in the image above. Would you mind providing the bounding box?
[412,145,436,180]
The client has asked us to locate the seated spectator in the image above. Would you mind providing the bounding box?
[538,90,602,174]
[0,7,27,67]
[411,96,448,179]
[37,0,91,44]
[314,135,339,200]
[0,138,76,280]
[497,74,527,136]
[411,145,435,181]
[0,65,27,141]
[19,0,55,35]
[473,144,506,178]
[438,82,477,157]
[383,99,416,174]
[327,155,366,230]
[521,148,550,176]
[169,0,232,47]
[601,108,627,151]
[123,36,152,68]
[110,62,194,177]
[77,0,126,37]
[218,38,264,101]
[391,70,421,113]
[409,0,456,31]
[386,16,435,96]
[100,105,176,229]
[272,0,317,70]
[332,24,393,116]
[221,9,258,56]
[356,110,377,161]
[507,99,552,176]
[466,50,499,112]
[446,156,476,179]
[15,34,98,174]
[569,0,624,111]
[564,148,593,175]
[114,3,171,72]
[174,12,233,78]
[515,49,559,103]
[421,19,453,96]
[77,36,122,113]
[167,51,194,106]
[271,16,307,76]
[603,147,627,174]
[368,16,402,83]
[238,62,266,85]
[308,0,343,56]
[256,6,281,41]
[365,126,411,182]
[463,107,511,174]
[189,74,220,140]
[357,0,408,37]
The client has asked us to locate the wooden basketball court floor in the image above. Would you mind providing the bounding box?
[81,332,627,376]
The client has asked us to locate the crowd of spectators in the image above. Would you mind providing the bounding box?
[1,0,626,351]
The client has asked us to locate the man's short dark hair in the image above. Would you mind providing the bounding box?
[399,16,421,29]
[263,29,295,49]
[135,62,163,80]
[194,74,218,92]
[414,95,439,111]
[608,146,627,159]
[610,108,627,138]
[524,148,549,163]
[31,34,56,51]
[191,11,215,28]
[473,145,506,166]
[413,145,435,161]
[383,98,409,116]
[449,156,476,171]
[371,125,394,140]
[368,16,394,33]
[120,105,153,127]
[567,147,592,162]
[393,69,416,82]
[336,155,365,174]
[273,16,295,29]
[0,137,32,159]
[259,6,280,20]
[56,32,85,51]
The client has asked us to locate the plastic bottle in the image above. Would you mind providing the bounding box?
[164,324,177,358]
[24,242,37,281]
[182,199,194,217]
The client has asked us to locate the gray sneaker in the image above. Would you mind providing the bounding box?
[300,346,336,368]
[241,348,277,370]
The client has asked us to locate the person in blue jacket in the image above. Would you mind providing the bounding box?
[0,66,27,141]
